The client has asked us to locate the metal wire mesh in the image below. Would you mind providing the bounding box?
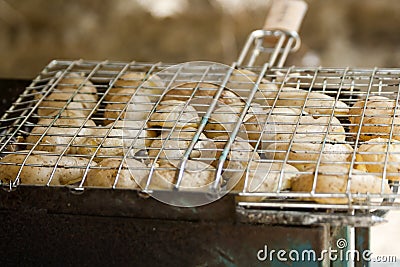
[1,60,400,210]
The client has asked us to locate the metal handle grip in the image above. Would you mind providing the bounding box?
[236,0,307,67]
[264,0,308,33]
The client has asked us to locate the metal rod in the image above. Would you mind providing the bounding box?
[236,29,301,67]
[45,61,105,186]
[176,63,236,189]
[346,68,378,196]
[213,63,270,189]
[144,63,186,191]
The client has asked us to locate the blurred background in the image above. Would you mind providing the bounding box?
[2,0,400,78]
[1,0,399,264]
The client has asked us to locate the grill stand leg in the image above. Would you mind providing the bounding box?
[330,226,371,267]
[330,226,351,267]
[354,227,370,267]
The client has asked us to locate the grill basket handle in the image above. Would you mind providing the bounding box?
[236,0,307,67]
[263,0,308,33]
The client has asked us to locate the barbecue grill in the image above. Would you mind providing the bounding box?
[1,1,398,266]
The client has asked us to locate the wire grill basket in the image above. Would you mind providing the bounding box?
[1,59,400,211]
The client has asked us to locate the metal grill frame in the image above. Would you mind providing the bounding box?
[1,60,400,215]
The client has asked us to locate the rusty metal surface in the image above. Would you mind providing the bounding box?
[0,186,387,228]
[0,186,236,222]
[0,209,329,267]
[236,207,387,227]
